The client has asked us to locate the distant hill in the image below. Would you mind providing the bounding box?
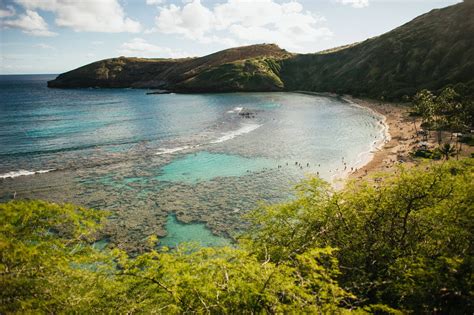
[48,1,474,100]
[47,44,292,91]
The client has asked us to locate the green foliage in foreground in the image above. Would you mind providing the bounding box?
[244,160,473,313]
[1,203,350,313]
[1,160,473,314]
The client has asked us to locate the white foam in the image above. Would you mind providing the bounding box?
[227,106,243,114]
[210,123,261,144]
[155,145,191,155]
[155,123,261,154]
[0,169,54,179]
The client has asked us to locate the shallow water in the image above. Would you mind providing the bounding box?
[0,75,386,251]
[157,152,274,183]
[160,214,231,248]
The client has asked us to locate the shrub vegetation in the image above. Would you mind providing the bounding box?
[1,160,472,313]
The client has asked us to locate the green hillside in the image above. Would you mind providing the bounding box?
[174,57,285,92]
[280,0,474,99]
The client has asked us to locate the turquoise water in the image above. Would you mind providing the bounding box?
[0,75,386,251]
[160,214,230,248]
[158,152,275,183]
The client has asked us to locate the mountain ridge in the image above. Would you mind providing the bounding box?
[48,1,474,100]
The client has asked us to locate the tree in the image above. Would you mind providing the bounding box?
[413,89,436,134]
[437,143,457,160]
[1,200,351,314]
[413,86,473,144]
[0,201,123,313]
[243,160,473,313]
[434,87,461,144]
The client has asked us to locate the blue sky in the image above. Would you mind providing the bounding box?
[0,0,462,74]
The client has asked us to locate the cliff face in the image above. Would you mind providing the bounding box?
[48,1,474,99]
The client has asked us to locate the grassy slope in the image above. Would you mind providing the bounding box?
[174,57,285,92]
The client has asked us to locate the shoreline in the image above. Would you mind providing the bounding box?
[344,96,419,181]
[338,96,392,180]
[294,91,403,184]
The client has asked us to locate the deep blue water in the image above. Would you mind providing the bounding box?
[0,75,386,250]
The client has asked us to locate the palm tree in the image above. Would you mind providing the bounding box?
[413,89,436,139]
[437,143,457,160]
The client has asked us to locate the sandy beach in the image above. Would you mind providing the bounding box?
[347,96,473,181]
[346,97,418,180]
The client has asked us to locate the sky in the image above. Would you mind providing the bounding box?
[0,0,462,74]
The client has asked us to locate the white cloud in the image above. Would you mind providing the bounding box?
[0,5,16,18]
[14,0,141,33]
[146,0,165,5]
[2,10,57,36]
[153,0,214,40]
[336,0,369,8]
[118,38,191,58]
[151,0,332,51]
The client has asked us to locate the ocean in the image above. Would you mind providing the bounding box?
[0,74,387,250]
